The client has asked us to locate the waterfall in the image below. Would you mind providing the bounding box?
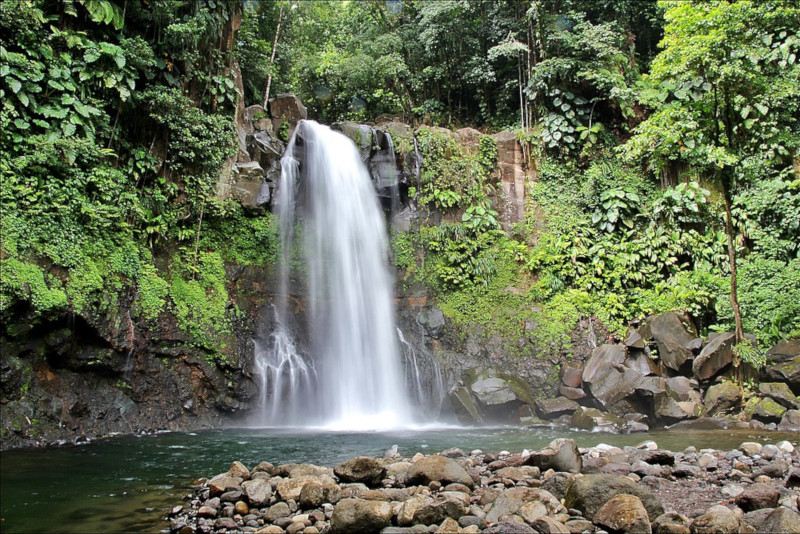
[397,327,446,419]
[257,120,414,430]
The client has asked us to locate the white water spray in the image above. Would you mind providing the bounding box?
[257,120,414,430]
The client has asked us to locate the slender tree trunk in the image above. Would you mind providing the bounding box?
[721,175,745,346]
[263,3,285,109]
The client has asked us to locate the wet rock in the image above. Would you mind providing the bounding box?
[486,487,565,523]
[734,483,780,511]
[571,407,622,433]
[535,397,579,420]
[690,504,741,534]
[526,439,582,474]
[406,455,474,489]
[330,498,393,534]
[197,505,217,518]
[335,457,387,487]
[416,308,446,339]
[693,333,734,381]
[564,474,664,521]
[592,494,651,534]
[759,382,800,410]
[703,382,742,415]
[648,313,697,372]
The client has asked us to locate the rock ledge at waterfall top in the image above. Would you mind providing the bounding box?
[169,439,800,534]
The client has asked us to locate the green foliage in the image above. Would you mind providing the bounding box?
[136,262,169,322]
[0,258,68,316]
[169,252,231,353]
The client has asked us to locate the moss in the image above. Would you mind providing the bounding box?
[169,251,231,355]
[136,262,169,321]
[0,257,68,317]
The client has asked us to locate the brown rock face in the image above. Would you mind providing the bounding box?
[269,94,307,137]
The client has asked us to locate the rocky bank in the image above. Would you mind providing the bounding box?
[169,438,800,534]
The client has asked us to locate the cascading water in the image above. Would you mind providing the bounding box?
[257,120,414,430]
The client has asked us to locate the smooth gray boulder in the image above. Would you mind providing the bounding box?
[330,498,393,534]
[405,455,474,489]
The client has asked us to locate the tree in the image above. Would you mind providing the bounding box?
[621,0,800,370]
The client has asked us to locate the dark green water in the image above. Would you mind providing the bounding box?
[2,426,797,533]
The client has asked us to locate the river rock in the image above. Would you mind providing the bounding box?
[564,474,664,521]
[335,456,387,487]
[734,483,780,511]
[653,512,691,534]
[299,479,342,509]
[693,333,734,380]
[760,507,800,533]
[411,494,468,525]
[530,516,570,533]
[526,439,582,474]
[703,382,742,415]
[209,475,243,496]
[752,397,787,422]
[278,475,336,501]
[592,493,651,534]
[483,521,535,533]
[406,455,474,489]
[486,487,564,523]
[690,504,741,534]
[330,498,393,534]
[535,397,579,419]
[571,407,623,432]
[759,382,800,410]
[228,461,251,480]
[780,409,800,430]
[265,502,291,522]
[647,312,697,372]
[243,478,272,507]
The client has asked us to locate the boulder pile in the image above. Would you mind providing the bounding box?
[168,438,800,534]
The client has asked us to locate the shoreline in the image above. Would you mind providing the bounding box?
[170,438,800,534]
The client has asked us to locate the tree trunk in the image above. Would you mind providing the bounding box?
[263,3,285,109]
[721,175,745,347]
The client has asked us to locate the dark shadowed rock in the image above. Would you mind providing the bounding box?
[734,483,780,511]
[582,344,626,385]
[270,94,307,135]
[535,397,579,419]
[593,494,652,534]
[626,352,659,376]
[526,438,582,473]
[540,472,575,501]
[780,409,800,430]
[335,456,387,487]
[530,516,570,533]
[625,328,646,349]
[583,345,644,409]
[648,312,697,372]
[564,474,664,521]
[416,308,446,338]
[330,498,393,534]
[764,356,800,394]
[406,455,474,488]
[766,340,800,364]
[693,333,734,380]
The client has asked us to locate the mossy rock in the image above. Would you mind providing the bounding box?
[752,397,787,423]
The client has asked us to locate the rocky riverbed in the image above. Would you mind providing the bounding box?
[168,438,800,534]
